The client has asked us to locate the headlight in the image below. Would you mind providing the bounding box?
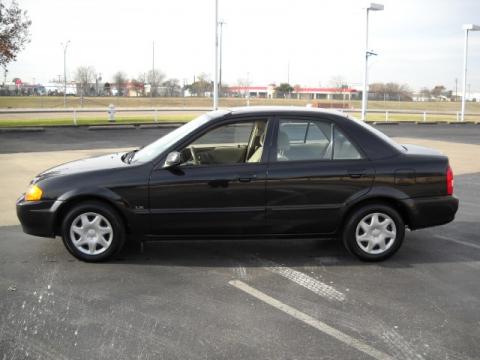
[25,184,43,201]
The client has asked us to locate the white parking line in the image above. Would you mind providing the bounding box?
[229,280,394,360]
[434,235,480,250]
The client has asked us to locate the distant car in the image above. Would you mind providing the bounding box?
[17,107,458,262]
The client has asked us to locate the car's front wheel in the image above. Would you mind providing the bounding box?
[342,204,405,261]
[61,201,126,262]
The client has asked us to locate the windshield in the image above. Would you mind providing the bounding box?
[131,112,221,163]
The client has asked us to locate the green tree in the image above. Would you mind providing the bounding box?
[275,83,293,98]
[0,0,31,68]
[186,73,212,97]
[431,85,446,98]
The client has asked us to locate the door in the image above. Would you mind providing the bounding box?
[266,116,374,235]
[148,117,270,237]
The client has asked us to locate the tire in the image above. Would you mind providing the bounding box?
[61,201,126,262]
[342,204,405,262]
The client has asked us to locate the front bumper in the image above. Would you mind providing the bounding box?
[401,195,459,230]
[16,197,62,238]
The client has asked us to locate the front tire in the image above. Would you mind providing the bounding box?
[61,201,126,262]
[342,204,405,261]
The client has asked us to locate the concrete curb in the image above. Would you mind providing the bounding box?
[0,127,45,133]
[415,122,439,125]
[88,125,136,130]
[372,122,399,125]
[138,124,180,129]
[447,121,475,124]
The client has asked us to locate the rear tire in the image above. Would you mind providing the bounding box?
[61,201,126,262]
[342,204,405,261]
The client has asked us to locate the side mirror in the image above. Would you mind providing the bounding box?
[163,151,182,168]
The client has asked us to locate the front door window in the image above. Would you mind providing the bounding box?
[179,119,268,166]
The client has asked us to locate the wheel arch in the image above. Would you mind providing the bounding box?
[340,195,412,232]
[53,193,131,236]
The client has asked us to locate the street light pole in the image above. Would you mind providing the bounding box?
[213,0,219,110]
[62,40,70,108]
[219,20,225,98]
[361,3,383,121]
[461,24,480,122]
[151,40,155,99]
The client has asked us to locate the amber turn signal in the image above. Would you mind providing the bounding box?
[25,184,43,201]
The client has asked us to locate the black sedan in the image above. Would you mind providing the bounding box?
[17,107,459,262]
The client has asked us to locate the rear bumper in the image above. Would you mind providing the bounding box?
[401,195,459,230]
[16,197,62,238]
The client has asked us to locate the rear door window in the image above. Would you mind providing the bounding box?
[276,118,362,161]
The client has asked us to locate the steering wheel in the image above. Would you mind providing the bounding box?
[189,147,199,165]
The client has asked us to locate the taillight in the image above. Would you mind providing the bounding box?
[446,165,454,195]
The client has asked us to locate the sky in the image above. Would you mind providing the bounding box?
[6,0,480,92]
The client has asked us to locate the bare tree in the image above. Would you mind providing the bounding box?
[235,77,250,98]
[147,68,165,96]
[74,66,95,95]
[0,0,31,69]
[328,75,348,89]
[368,82,412,101]
[420,87,431,100]
[162,78,181,97]
[113,71,128,96]
[129,78,144,96]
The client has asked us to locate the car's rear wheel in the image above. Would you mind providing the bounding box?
[342,204,405,261]
[61,201,126,262]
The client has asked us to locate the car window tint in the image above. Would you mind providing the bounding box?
[279,123,308,142]
[276,119,362,162]
[333,127,362,160]
[193,123,253,145]
[306,122,330,143]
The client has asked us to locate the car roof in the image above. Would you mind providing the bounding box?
[223,106,348,118]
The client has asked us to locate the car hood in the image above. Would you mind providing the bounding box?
[33,152,129,182]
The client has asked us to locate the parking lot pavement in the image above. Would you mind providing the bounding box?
[0,126,173,154]
[1,125,480,359]
[0,148,131,226]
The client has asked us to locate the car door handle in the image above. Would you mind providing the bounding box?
[348,170,365,178]
[237,175,257,183]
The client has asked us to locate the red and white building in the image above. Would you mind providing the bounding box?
[227,85,358,100]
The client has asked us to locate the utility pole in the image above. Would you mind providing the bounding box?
[455,78,458,101]
[151,41,155,98]
[287,61,291,98]
[62,40,70,107]
[461,24,480,121]
[219,20,225,98]
[361,3,383,121]
[287,61,290,84]
[246,72,250,106]
[3,66,7,87]
[213,0,219,110]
